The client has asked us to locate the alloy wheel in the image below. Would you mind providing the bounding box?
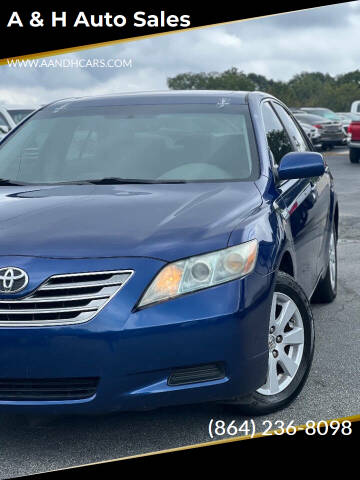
[257,292,304,396]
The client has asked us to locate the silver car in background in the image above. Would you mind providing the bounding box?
[299,122,321,146]
[0,105,37,139]
[294,112,348,150]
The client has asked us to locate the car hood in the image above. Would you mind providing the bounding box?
[0,182,262,261]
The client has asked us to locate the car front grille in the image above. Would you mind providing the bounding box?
[0,377,99,400]
[323,125,342,133]
[0,270,133,327]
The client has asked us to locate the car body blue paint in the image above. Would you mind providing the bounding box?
[0,91,337,413]
[0,182,262,261]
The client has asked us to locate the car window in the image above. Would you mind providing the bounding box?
[261,101,293,166]
[272,103,310,152]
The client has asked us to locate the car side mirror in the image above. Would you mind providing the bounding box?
[0,125,10,134]
[278,151,325,180]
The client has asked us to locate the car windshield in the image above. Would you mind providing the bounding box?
[294,113,327,124]
[305,109,340,121]
[0,103,259,184]
[322,112,341,121]
[7,109,34,124]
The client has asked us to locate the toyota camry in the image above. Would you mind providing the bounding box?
[0,91,338,415]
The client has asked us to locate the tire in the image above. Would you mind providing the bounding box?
[224,272,315,415]
[350,148,360,163]
[312,224,337,303]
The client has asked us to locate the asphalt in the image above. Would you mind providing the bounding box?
[0,148,359,478]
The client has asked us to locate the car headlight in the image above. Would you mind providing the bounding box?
[138,239,258,308]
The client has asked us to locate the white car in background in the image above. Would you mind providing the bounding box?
[351,101,360,114]
[0,107,15,138]
[0,105,37,139]
[299,122,321,146]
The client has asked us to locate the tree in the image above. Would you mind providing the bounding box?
[168,68,255,91]
[167,68,360,111]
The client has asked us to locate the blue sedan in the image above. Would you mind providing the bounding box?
[0,91,338,415]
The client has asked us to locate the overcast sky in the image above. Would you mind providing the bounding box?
[1,1,359,106]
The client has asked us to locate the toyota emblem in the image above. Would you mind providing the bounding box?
[0,267,29,293]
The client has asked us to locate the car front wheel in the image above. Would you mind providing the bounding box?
[225,272,314,415]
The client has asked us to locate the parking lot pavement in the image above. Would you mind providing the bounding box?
[0,148,359,478]
[324,148,349,156]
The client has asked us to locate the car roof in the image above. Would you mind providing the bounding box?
[43,90,272,109]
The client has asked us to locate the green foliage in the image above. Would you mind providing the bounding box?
[167,68,360,111]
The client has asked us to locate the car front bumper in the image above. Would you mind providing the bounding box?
[0,256,272,414]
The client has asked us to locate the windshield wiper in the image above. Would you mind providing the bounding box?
[80,177,187,185]
[0,178,28,186]
[0,177,188,186]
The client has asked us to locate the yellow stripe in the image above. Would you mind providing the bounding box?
[46,413,359,474]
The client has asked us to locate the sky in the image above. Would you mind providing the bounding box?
[0,1,360,106]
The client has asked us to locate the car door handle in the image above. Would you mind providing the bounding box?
[308,182,318,202]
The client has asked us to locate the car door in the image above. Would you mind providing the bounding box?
[272,102,331,286]
[261,100,324,296]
